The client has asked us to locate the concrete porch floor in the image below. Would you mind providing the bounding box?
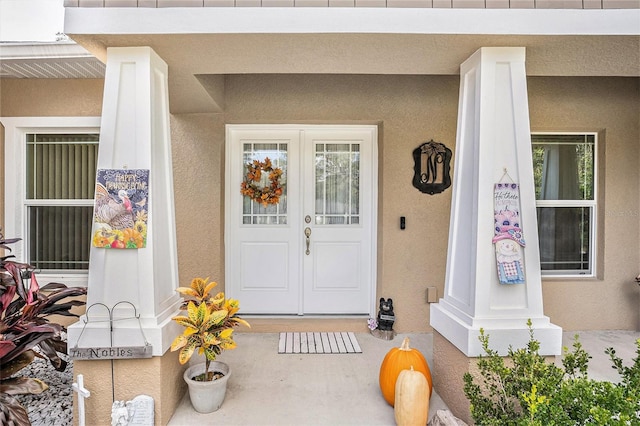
[167,330,640,426]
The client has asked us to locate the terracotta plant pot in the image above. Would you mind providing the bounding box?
[183,361,231,413]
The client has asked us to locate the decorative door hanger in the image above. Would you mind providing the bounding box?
[92,169,149,249]
[412,140,452,195]
[492,180,526,284]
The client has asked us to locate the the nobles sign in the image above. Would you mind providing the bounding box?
[69,345,152,360]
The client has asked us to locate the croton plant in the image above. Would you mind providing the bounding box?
[0,231,87,425]
[171,277,250,381]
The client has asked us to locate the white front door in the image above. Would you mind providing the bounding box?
[225,125,377,315]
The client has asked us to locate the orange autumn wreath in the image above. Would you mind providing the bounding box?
[240,157,284,207]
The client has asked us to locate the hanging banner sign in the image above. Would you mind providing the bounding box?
[492,183,526,284]
[92,169,149,249]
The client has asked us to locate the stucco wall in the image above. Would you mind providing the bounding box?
[171,113,226,290]
[221,74,459,332]
[1,74,638,333]
[0,79,104,117]
[217,74,640,331]
[528,76,640,331]
[72,351,186,425]
[0,77,103,257]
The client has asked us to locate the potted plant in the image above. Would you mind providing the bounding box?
[170,277,250,413]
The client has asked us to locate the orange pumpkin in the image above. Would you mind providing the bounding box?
[379,337,433,406]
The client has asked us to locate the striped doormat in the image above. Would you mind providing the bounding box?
[278,332,362,354]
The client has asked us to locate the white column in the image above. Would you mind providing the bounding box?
[68,47,182,356]
[430,47,562,356]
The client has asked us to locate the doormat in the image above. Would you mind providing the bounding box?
[278,332,362,354]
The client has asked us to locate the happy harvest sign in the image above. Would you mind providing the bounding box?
[92,169,149,249]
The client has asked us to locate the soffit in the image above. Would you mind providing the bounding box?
[64,8,640,113]
[68,32,639,113]
[69,33,639,77]
[0,42,106,79]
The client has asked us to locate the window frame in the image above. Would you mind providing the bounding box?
[2,116,101,288]
[531,131,598,279]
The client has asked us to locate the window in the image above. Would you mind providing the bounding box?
[26,133,98,271]
[2,117,100,286]
[531,133,596,277]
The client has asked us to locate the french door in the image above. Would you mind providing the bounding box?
[225,125,377,315]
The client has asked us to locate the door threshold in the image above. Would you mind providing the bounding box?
[238,315,372,333]
[243,314,370,319]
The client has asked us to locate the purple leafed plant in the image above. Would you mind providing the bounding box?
[0,231,87,425]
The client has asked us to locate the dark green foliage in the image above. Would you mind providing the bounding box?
[463,320,640,426]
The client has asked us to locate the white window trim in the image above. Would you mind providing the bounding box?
[1,116,101,287]
[532,131,598,279]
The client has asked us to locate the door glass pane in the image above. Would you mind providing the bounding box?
[537,206,592,273]
[241,142,288,225]
[315,143,360,225]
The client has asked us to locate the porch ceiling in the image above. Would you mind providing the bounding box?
[64,8,640,114]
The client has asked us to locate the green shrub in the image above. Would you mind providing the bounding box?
[463,320,640,426]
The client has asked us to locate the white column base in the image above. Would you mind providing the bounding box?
[67,310,183,357]
[431,300,562,357]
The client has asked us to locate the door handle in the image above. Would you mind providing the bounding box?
[304,227,312,255]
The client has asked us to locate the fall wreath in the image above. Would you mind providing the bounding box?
[240,157,284,207]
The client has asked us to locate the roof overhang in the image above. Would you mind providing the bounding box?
[64,7,640,113]
[0,41,105,78]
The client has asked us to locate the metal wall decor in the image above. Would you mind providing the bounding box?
[412,140,452,195]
